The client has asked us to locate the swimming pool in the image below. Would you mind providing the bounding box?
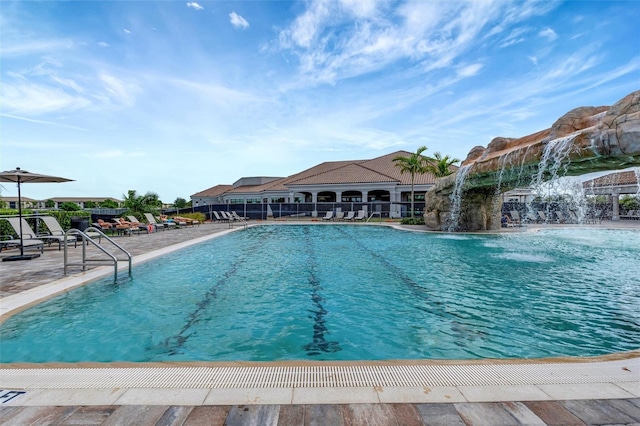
[1,225,639,363]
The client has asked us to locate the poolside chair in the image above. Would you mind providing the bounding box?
[127,215,150,233]
[144,213,171,230]
[335,211,345,221]
[231,211,248,221]
[321,211,334,221]
[38,216,78,248]
[344,211,355,221]
[509,210,522,226]
[211,211,227,223]
[5,217,74,250]
[525,212,538,223]
[537,211,548,223]
[0,235,44,254]
[354,210,366,221]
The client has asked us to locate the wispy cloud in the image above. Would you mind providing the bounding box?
[98,74,139,107]
[229,12,249,29]
[538,27,558,41]
[186,2,204,11]
[98,41,110,47]
[0,82,91,115]
[0,113,89,131]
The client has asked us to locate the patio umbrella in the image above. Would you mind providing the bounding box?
[0,167,73,261]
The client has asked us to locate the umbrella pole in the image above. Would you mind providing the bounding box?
[17,177,24,257]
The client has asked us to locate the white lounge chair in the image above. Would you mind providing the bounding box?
[5,217,74,250]
[321,211,334,221]
[38,216,79,248]
[354,210,366,221]
[335,211,345,221]
[0,235,44,254]
[510,210,522,226]
[144,213,172,230]
[344,211,355,221]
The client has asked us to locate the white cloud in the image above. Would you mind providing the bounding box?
[98,41,110,47]
[457,63,483,78]
[528,56,538,65]
[0,82,91,115]
[187,2,204,11]
[123,29,131,34]
[538,27,558,41]
[99,74,138,106]
[229,12,249,30]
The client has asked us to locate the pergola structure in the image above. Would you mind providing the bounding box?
[583,169,640,220]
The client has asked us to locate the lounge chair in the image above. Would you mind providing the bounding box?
[5,217,74,250]
[335,211,345,221]
[144,213,172,230]
[38,216,78,248]
[510,210,522,226]
[354,210,366,221]
[537,211,548,223]
[0,235,44,254]
[231,211,248,221]
[321,211,334,221]
[344,211,355,221]
[525,212,538,223]
[211,211,227,223]
[220,211,234,222]
[127,215,151,233]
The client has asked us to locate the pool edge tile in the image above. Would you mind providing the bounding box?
[4,389,126,406]
[536,382,637,400]
[292,386,379,404]
[203,387,293,405]
[376,386,466,403]
[114,388,209,405]
[458,384,551,402]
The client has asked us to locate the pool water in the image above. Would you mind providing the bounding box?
[1,225,639,363]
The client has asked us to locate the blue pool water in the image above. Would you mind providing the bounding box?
[1,225,639,363]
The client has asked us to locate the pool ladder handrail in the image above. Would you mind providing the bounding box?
[63,227,132,281]
[366,212,382,222]
[227,216,248,229]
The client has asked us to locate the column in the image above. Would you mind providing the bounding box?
[612,193,620,221]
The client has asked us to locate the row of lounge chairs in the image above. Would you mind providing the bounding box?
[321,210,367,221]
[505,209,604,226]
[93,213,200,236]
[0,216,78,253]
[211,211,248,222]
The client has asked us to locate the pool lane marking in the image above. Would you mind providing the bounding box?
[162,229,268,355]
[333,226,478,346]
[301,226,341,356]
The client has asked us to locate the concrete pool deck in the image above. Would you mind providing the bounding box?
[1,219,639,425]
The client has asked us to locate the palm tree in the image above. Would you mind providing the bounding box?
[426,152,460,178]
[393,146,430,218]
[122,190,162,219]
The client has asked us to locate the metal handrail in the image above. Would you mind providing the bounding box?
[63,227,132,281]
[366,212,381,222]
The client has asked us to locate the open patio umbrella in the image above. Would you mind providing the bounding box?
[0,167,73,261]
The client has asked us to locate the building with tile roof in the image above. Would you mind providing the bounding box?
[191,151,453,218]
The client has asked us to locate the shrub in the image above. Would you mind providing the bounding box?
[179,212,206,223]
[400,217,425,225]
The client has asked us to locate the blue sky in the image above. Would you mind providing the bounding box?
[1,1,639,203]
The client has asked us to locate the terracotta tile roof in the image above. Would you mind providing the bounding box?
[191,150,458,197]
[583,171,639,187]
[287,163,397,185]
[192,184,233,197]
[48,197,121,202]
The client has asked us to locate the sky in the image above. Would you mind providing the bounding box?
[1,1,639,203]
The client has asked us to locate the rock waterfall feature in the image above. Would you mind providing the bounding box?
[424,90,640,231]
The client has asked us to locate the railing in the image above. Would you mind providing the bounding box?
[366,212,382,222]
[63,227,132,281]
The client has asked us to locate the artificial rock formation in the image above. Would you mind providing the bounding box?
[424,90,640,231]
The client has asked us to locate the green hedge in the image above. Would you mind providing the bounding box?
[0,209,91,238]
